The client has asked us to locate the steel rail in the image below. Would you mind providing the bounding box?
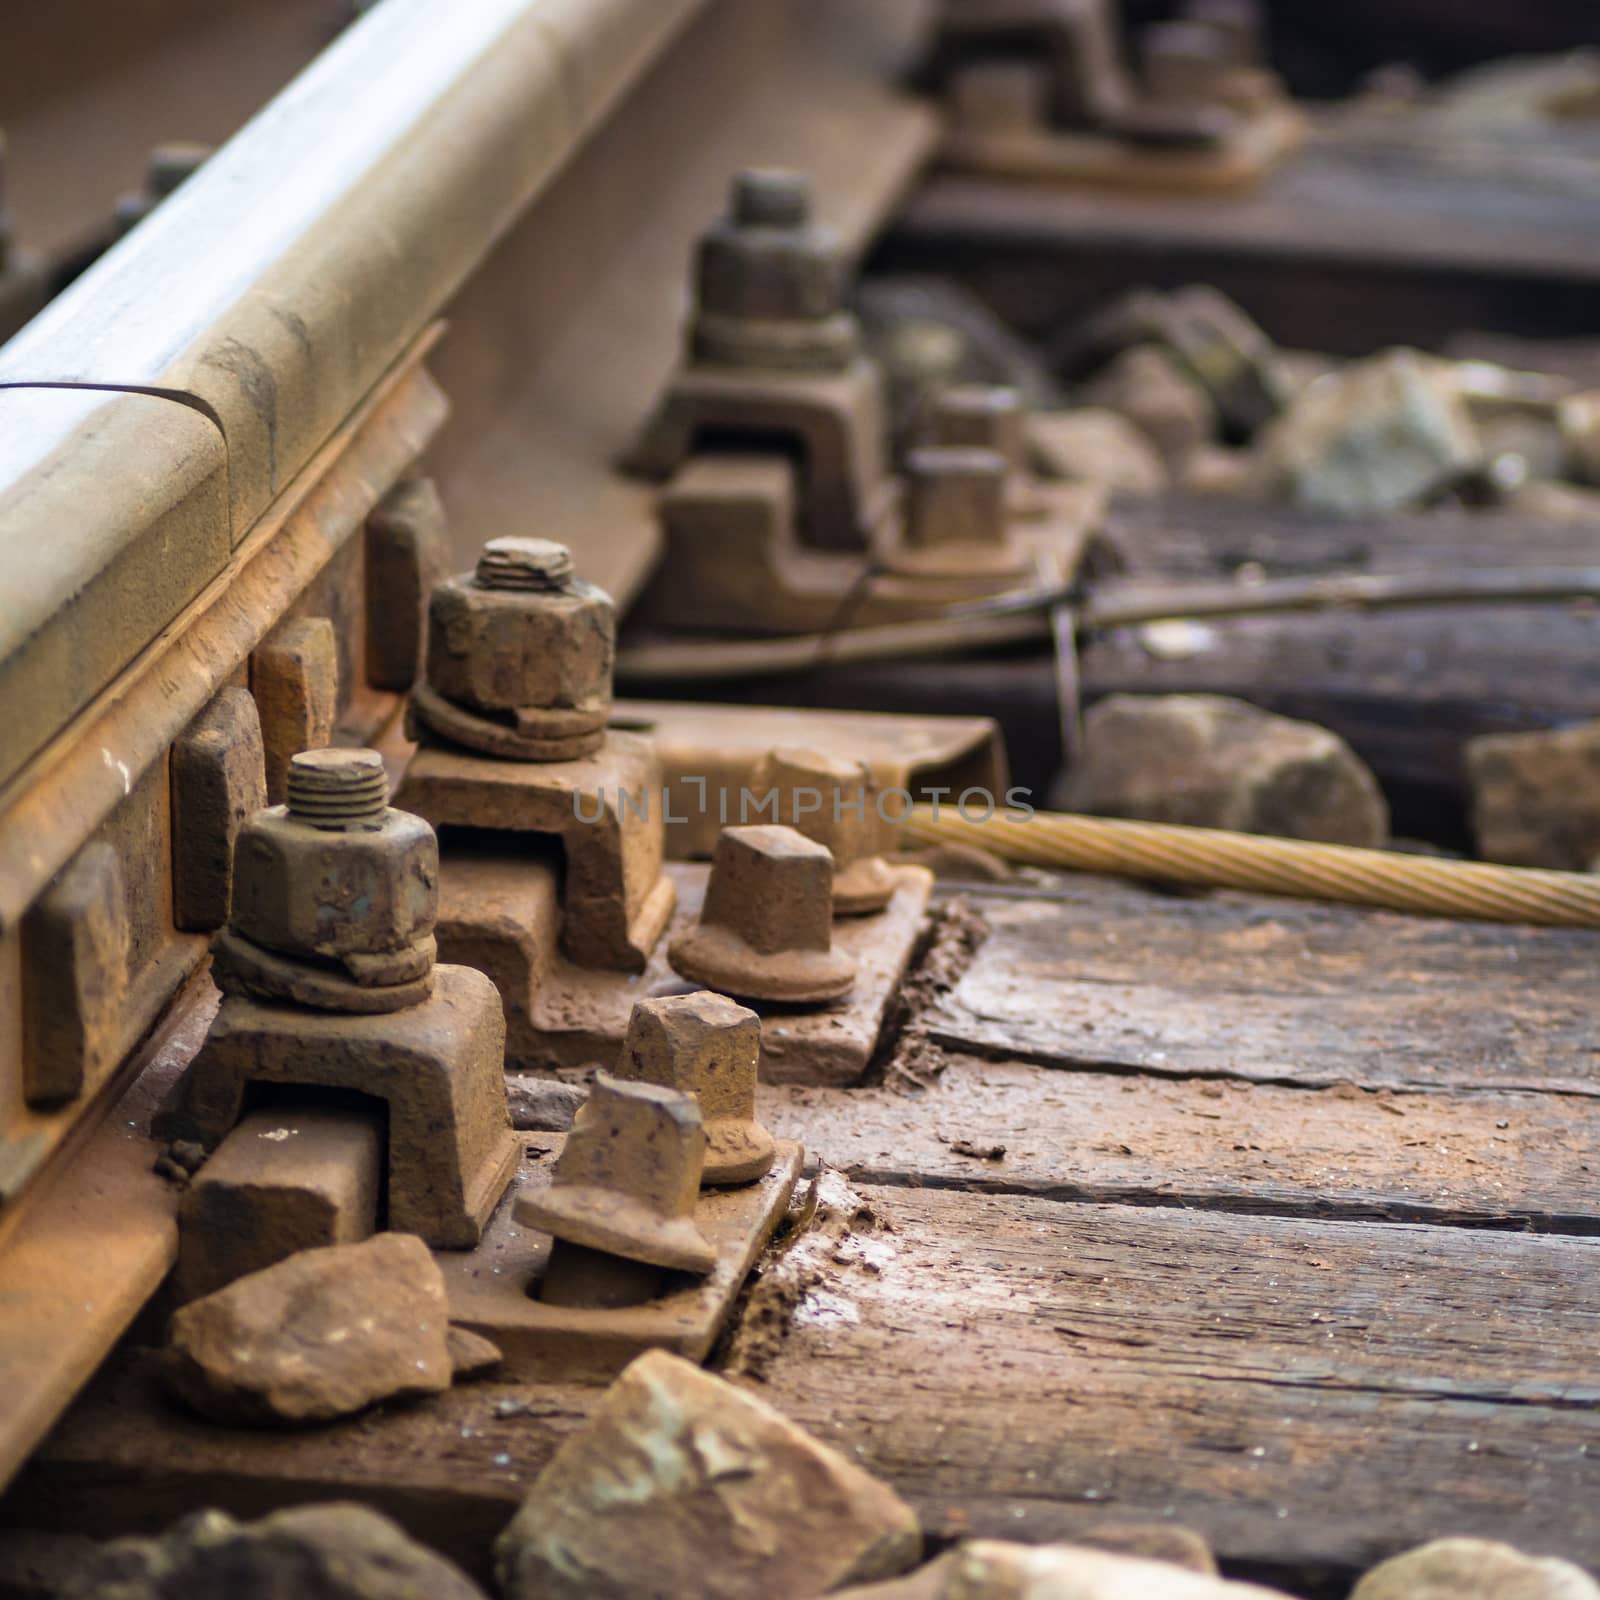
[0,0,710,794]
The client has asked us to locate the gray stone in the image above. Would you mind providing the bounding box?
[1078,344,1217,465]
[1179,445,1257,498]
[1062,286,1288,438]
[1026,408,1168,496]
[857,276,1060,451]
[504,1075,587,1131]
[494,1349,922,1600]
[62,1504,486,1600]
[1064,694,1389,847]
[832,1540,1292,1598]
[446,1325,504,1379]
[1351,1538,1600,1600]
[164,1233,453,1425]
[1467,720,1600,870]
[1253,348,1482,514]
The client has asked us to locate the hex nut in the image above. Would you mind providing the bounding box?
[229,808,438,966]
[690,169,858,371]
[425,542,615,723]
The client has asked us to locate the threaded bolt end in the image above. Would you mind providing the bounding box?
[287,748,388,826]
[476,537,574,591]
[732,169,809,230]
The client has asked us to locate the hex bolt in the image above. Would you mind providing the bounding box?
[905,446,1010,550]
[285,747,389,829]
[690,167,857,372]
[928,385,1027,473]
[416,538,614,761]
[732,168,811,230]
[515,1071,717,1305]
[668,824,857,1004]
[617,993,776,1185]
[222,747,439,1004]
[751,746,897,916]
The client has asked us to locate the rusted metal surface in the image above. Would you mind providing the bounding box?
[0,0,940,1507]
[174,1106,383,1305]
[171,688,269,934]
[417,539,615,763]
[397,736,676,979]
[162,756,517,1248]
[626,169,894,552]
[225,749,438,1005]
[440,1136,802,1384]
[610,700,1007,861]
[616,993,777,1187]
[0,0,712,538]
[635,454,1105,639]
[751,749,898,916]
[0,979,206,1491]
[251,618,340,807]
[0,324,434,1475]
[162,964,520,1251]
[0,389,231,792]
[922,0,1303,191]
[516,1073,718,1277]
[21,843,130,1111]
[670,825,861,1004]
[363,478,447,693]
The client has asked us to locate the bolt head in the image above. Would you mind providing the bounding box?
[622,992,760,1115]
[425,569,614,715]
[669,826,858,1004]
[752,746,880,863]
[702,824,835,955]
[929,385,1027,470]
[732,169,811,229]
[229,805,438,962]
[620,993,776,1185]
[514,1073,716,1272]
[905,446,1009,549]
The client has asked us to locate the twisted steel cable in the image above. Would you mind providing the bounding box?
[903,806,1600,929]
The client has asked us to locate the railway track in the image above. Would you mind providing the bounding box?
[0,0,935,1489]
[2,3,1599,1593]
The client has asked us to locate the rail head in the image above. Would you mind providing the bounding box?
[0,0,710,796]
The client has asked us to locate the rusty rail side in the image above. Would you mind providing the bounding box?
[0,0,936,1489]
[0,0,711,797]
